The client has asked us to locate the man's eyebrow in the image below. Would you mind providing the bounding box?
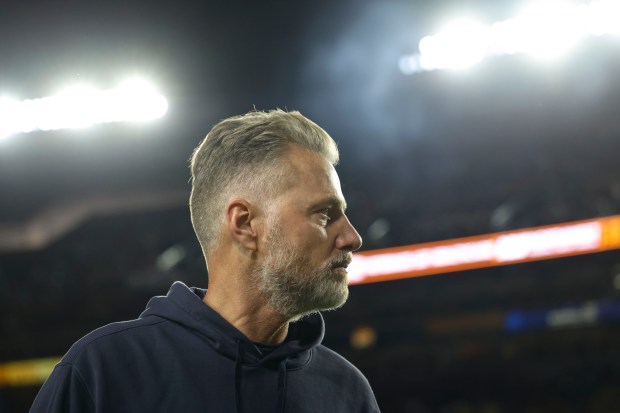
[314,196,347,212]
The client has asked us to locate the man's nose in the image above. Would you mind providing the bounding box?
[336,215,363,252]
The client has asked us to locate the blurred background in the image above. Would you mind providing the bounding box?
[2,0,620,411]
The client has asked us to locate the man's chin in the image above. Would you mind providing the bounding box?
[319,281,349,312]
[331,266,350,281]
[295,279,348,316]
[260,265,350,319]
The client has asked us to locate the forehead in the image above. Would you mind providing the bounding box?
[280,146,345,206]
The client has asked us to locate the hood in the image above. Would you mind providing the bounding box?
[139,281,324,369]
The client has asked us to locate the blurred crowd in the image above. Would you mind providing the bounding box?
[2,125,620,412]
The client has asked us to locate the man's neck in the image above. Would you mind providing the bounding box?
[202,288,290,345]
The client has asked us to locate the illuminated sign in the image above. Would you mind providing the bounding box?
[348,215,620,285]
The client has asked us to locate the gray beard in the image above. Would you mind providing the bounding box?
[252,223,349,321]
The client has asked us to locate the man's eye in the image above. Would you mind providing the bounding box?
[319,209,332,222]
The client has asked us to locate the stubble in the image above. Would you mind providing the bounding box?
[252,222,350,321]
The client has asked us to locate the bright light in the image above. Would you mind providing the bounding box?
[514,2,587,59]
[419,19,489,71]
[0,78,168,138]
[111,78,169,122]
[587,0,620,36]
[401,0,620,74]
[0,98,21,139]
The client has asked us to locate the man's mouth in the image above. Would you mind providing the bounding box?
[331,258,352,269]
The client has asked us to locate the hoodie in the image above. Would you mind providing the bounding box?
[31,281,380,412]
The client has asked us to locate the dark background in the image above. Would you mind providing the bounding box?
[2,0,620,411]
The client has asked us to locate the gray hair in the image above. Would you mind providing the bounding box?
[189,109,339,255]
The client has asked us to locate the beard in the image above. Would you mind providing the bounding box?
[252,221,350,321]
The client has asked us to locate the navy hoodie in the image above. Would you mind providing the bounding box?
[31,281,380,412]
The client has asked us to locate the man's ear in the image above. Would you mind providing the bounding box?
[225,198,259,252]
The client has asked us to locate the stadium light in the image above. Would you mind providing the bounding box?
[0,78,168,139]
[418,19,489,71]
[400,0,620,74]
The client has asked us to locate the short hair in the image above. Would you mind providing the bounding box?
[189,109,339,254]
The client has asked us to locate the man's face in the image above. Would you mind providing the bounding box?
[253,146,363,319]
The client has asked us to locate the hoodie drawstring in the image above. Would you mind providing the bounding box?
[234,339,289,413]
[234,340,243,413]
[276,359,287,413]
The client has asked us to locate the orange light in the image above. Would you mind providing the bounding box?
[349,215,620,285]
[0,357,60,387]
[350,326,378,349]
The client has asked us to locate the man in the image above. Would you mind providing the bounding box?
[31,110,380,412]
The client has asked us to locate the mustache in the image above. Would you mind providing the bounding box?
[330,254,352,268]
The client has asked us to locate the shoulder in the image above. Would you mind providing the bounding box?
[312,344,359,369]
[311,344,372,384]
[61,316,167,365]
[309,345,380,411]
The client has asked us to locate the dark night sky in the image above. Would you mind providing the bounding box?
[1,0,620,243]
